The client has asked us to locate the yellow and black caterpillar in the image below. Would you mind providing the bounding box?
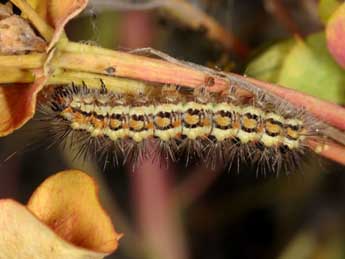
[38,82,319,173]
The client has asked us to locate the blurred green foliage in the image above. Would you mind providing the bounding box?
[246,33,345,104]
[318,0,341,23]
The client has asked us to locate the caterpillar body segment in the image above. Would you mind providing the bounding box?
[38,83,318,172]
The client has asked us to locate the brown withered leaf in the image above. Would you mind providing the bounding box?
[0,76,46,137]
[0,3,13,20]
[0,15,46,54]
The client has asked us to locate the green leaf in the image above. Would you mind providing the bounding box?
[278,33,345,104]
[318,0,341,23]
[245,40,294,82]
[246,33,345,104]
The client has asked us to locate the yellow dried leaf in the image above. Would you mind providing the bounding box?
[27,169,122,254]
[0,170,121,258]
[0,200,109,259]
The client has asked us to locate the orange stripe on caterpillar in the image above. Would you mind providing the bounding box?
[38,83,319,172]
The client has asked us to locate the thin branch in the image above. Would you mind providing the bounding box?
[174,166,221,209]
[54,42,345,132]
[308,140,345,166]
[47,70,152,94]
[0,54,46,69]
[0,69,34,83]
[88,0,249,56]
[52,43,345,165]
[130,150,189,259]
[88,0,168,11]
[162,0,249,56]
[51,42,228,89]
[229,74,345,132]
[1,39,344,165]
[264,0,303,36]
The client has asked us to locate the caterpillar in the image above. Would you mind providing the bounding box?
[37,81,320,173]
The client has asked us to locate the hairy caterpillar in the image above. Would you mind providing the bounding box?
[37,82,320,173]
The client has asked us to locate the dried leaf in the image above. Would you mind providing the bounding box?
[0,15,46,54]
[0,170,121,258]
[0,3,13,19]
[11,0,88,49]
[326,3,345,69]
[47,0,88,49]
[0,0,88,136]
[27,170,122,254]
[0,76,46,137]
[0,200,109,259]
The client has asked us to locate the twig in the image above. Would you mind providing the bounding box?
[308,140,345,166]
[264,0,303,36]
[88,0,168,11]
[0,69,34,83]
[1,37,345,165]
[47,70,152,94]
[53,43,345,133]
[130,150,189,259]
[230,74,345,132]
[174,166,221,208]
[162,0,249,56]
[88,0,249,56]
[0,54,46,68]
[51,42,229,89]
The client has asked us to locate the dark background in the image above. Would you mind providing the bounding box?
[1,1,345,258]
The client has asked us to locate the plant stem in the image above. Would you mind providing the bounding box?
[1,38,345,166]
[47,70,151,94]
[0,69,34,83]
[0,54,46,69]
[51,41,228,89]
